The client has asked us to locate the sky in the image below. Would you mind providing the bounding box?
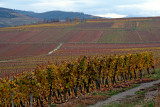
[0,0,160,18]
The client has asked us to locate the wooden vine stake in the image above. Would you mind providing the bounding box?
[10,76,14,107]
[30,73,33,107]
[30,87,33,107]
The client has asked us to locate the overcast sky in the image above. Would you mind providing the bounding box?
[0,0,160,18]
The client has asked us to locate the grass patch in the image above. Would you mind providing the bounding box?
[106,90,121,96]
[146,69,160,79]
[76,105,83,107]
[51,104,57,107]
[102,101,138,107]
[135,90,147,95]
[103,98,155,107]
[92,91,107,96]
[144,99,155,107]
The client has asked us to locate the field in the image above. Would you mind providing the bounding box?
[1,17,160,106]
[0,17,160,77]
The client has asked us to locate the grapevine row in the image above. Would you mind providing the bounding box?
[0,52,155,106]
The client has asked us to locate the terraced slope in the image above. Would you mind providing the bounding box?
[0,17,160,77]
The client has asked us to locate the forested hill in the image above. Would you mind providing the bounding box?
[0,7,99,27]
[14,10,98,20]
[0,7,41,27]
[0,7,17,18]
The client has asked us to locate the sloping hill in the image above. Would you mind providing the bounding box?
[0,7,42,27]
[1,17,160,44]
[0,7,17,18]
[0,17,160,60]
[0,7,100,27]
[15,10,99,20]
[0,17,160,77]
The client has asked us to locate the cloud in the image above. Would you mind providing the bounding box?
[0,2,4,6]
[30,0,99,12]
[96,13,127,18]
[117,0,160,16]
[118,0,160,11]
[30,0,75,12]
[0,0,160,17]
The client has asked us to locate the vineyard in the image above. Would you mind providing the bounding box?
[0,18,160,44]
[0,52,156,106]
[0,17,160,106]
[0,17,160,78]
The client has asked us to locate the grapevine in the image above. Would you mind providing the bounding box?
[0,52,155,106]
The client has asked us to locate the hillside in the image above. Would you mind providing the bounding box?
[0,17,160,58]
[1,17,160,44]
[0,17,160,77]
[15,10,98,20]
[0,7,17,18]
[0,7,42,27]
[0,7,100,27]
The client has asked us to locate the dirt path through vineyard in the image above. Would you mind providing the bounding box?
[0,60,13,62]
[0,43,63,63]
[47,43,63,55]
[88,79,160,107]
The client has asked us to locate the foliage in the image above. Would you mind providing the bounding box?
[0,52,155,106]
